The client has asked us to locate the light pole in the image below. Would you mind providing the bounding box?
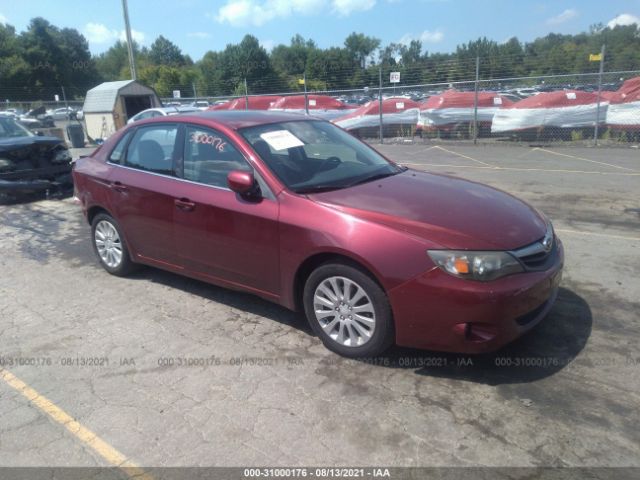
[121,0,137,80]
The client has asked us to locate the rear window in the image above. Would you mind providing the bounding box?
[108,131,133,164]
[123,125,179,175]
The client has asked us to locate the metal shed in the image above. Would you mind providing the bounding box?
[82,80,161,140]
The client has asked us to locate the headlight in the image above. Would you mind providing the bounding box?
[52,148,72,164]
[427,250,524,281]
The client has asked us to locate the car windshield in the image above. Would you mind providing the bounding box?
[240,120,403,193]
[0,117,33,138]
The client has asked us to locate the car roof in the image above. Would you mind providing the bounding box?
[156,106,199,113]
[179,110,312,130]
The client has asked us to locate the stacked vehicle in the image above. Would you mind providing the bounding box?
[605,76,640,132]
[418,90,515,137]
[268,94,353,120]
[491,90,607,136]
[332,98,420,135]
[208,95,283,111]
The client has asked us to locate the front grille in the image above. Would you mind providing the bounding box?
[511,228,557,271]
[518,240,555,269]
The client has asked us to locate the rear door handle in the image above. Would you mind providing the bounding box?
[110,181,129,193]
[174,198,196,212]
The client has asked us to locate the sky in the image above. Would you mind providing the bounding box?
[1,0,639,59]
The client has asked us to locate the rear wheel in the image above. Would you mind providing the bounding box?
[303,262,394,357]
[91,213,135,276]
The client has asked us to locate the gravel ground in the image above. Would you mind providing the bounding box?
[0,143,638,477]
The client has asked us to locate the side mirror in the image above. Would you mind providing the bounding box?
[35,130,44,136]
[227,170,258,196]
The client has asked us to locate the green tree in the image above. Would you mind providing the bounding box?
[344,32,380,68]
[148,35,187,67]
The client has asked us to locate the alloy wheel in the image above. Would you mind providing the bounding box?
[313,276,376,347]
[94,220,123,269]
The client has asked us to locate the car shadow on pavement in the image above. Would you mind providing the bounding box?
[380,287,592,385]
[127,267,314,336]
[131,265,591,385]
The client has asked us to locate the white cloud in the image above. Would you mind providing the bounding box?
[215,0,324,27]
[84,23,116,44]
[187,31,212,39]
[399,29,444,46]
[84,22,145,45]
[546,8,578,25]
[419,29,444,43]
[215,0,374,25]
[332,0,376,16]
[607,13,640,28]
[0,13,7,24]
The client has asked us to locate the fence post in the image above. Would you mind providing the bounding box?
[379,67,383,144]
[192,82,197,101]
[473,56,480,145]
[594,44,606,146]
[244,78,249,110]
[303,72,309,115]
[61,86,69,117]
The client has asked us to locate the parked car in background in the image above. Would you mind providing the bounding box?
[127,106,200,124]
[73,111,563,358]
[18,106,55,129]
[191,101,210,110]
[47,106,77,120]
[0,116,72,198]
[0,109,22,119]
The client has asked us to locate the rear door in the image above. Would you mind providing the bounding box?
[107,123,182,266]
[172,125,280,297]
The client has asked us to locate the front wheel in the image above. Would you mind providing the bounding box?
[303,263,394,358]
[91,213,135,276]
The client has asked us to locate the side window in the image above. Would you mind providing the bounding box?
[182,126,250,188]
[108,131,133,164]
[124,125,178,175]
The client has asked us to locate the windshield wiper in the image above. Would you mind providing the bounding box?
[294,184,344,194]
[294,169,403,194]
[345,170,400,188]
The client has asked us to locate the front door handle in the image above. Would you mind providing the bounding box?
[174,198,196,212]
[110,181,129,193]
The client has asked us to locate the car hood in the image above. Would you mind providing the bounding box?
[0,136,64,152]
[308,170,546,250]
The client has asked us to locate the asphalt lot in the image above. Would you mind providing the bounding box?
[0,143,639,475]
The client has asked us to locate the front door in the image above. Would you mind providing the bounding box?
[172,125,280,298]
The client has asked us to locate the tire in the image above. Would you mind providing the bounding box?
[91,213,135,276]
[303,262,394,358]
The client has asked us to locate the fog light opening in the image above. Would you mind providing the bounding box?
[454,323,497,343]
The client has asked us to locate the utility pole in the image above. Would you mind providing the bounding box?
[121,0,137,80]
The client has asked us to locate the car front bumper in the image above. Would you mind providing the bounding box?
[388,239,564,353]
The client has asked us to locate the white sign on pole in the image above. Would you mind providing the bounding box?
[54,94,60,102]
[173,90,181,99]
[390,72,401,83]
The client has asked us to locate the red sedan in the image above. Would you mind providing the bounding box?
[73,111,563,357]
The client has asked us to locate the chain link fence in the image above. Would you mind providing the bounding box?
[3,55,640,145]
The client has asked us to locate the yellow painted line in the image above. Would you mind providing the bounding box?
[402,162,640,176]
[431,145,497,168]
[533,147,638,172]
[555,228,640,242]
[0,368,153,480]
